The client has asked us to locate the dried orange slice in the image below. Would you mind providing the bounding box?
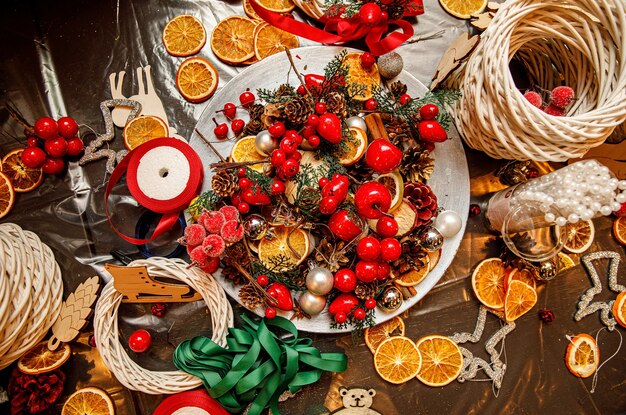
[122,115,168,150]
[344,52,381,101]
[394,255,430,287]
[613,216,626,246]
[556,252,575,273]
[17,341,71,375]
[504,280,537,322]
[62,387,115,415]
[337,127,367,166]
[254,23,299,61]
[230,136,266,173]
[1,148,44,193]
[565,333,599,378]
[211,16,256,64]
[243,0,262,20]
[258,226,310,270]
[439,0,488,19]
[560,219,594,254]
[376,170,404,212]
[368,198,416,237]
[505,268,536,292]
[415,335,463,387]
[373,336,422,384]
[471,258,506,310]
[428,249,442,271]
[612,292,626,328]
[176,57,219,103]
[162,15,206,57]
[365,316,405,354]
[0,171,14,219]
[255,0,295,13]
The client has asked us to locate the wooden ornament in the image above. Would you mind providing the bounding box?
[48,276,101,351]
[106,263,202,303]
[431,33,480,90]
[470,12,495,31]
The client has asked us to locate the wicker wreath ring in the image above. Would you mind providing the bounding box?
[94,257,233,395]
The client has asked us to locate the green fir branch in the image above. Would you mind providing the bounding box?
[245,167,273,194]
[251,257,306,291]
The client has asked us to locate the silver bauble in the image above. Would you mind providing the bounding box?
[255,130,279,156]
[243,214,269,240]
[345,116,368,132]
[377,52,403,79]
[305,267,334,295]
[434,210,463,238]
[417,226,444,252]
[534,259,557,281]
[299,291,327,315]
[379,286,402,313]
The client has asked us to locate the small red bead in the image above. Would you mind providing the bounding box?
[265,307,277,319]
[334,312,347,324]
[237,202,250,214]
[315,102,327,115]
[128,329,151,353]
[365,298,376,310]
[364,99,378,111]
[469,204,481,218]
[257,274,269,287]
[353,308,366,321]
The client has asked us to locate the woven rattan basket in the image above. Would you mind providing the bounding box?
[447,0,626,161]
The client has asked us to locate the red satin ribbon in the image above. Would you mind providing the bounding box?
[105,137,203,245]
[249,0,418,56]
[153,389,229,415]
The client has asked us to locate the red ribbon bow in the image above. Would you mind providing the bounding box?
[249,0,423,56]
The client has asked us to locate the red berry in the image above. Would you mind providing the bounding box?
[334,268,357,293]
[523,91,543,109]
[280,137,298,155]
[231,119,245,135]
[66,137,84,156]
[399,94,411,105]
[380,238,402,261]
[318,177,330,188]
[220,220,244,243]
[355,261,378,283]
[360,52,376,70]
[419,120,448,142]
[331,173,343,181]
[290,151,302,161]
[271,179,286,195]
[365,298,376,309]
[282,158,300,177]
[238,177,251,189]
[469,204,481,218]
[285,130,301,143]
[614,202,626,217]
[376,261,391,280]
[302,124,316,139]
[270,149,287,167]
[257,274,269,287]
[219,205,240,222]
[237,202,250,214]
[88,334,97,348]
[190,245,209,266]
[269,122,286,138]
[44,137,68,158]
[238,167,247,178]
[543,104,566,117]
[57,117,79,138]
[359,2,382,25]
[334,312,347,324]
[550,86,575,109]
[239,91,255,108]
[201,210,226,234]
[319,196,339,215]
[419,104,439,120]
[41,157,65,175]
[223,102,237,119]
[307,114,319,127]
[21,147,47,168]
[214,123,228,139]
[34,117,58,139]
[200,256,221,273]
[353,308,366,321]
[315,102,327,115]
[265,307,277,319]
[202,234,226,257]
[307,135,321,148]
[376,216,398,237]
[423,142,435,151]
[26,137,39,148]
[183,224,206,246]
[128,329,151,353]
[357,236,381,261]
[364,99,378,111]
[151,303,166,317]
[297,85,306,95]
[527,168,539,179]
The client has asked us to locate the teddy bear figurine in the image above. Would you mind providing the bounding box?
[330,386,382,415]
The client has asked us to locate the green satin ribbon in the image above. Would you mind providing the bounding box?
[173,315,347,415]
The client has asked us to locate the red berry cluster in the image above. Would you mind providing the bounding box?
[180,205,243,272]
[523,86,576,116]
[21,116,84,175]
[213,91,255,139]
[269,124,303,180]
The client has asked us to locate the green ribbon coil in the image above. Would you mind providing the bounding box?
[173,315,347,414]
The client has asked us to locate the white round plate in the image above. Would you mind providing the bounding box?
[190,46,469,333]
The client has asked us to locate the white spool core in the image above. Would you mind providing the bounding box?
[172,408,210,415]
[136,146,191,200]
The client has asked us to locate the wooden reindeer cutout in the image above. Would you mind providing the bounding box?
[109,66,183,139]
[106,263,202,303]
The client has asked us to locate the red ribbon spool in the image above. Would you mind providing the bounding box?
[105,137,203,245]
[153,389,229,415]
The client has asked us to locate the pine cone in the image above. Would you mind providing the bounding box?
[391,240,428,276]
[387,4,405,20]
[325,92,347,118]
[221,265,247,286]
[296,186,322,215]
[239,283,265,309]
[314,238,352,272]
[351,160,376,183]
[211,170,239,197]
[404,182,438,227]
[281,96,314,125]
[276,83,296,98]
[355,282,378,300]
[382,114,412,147]
[248,103,265,121]
[400,148,434,182]
[261,103,284,127]
[243,119,264,136]
[225,242,251,268]
[389,81,408,98]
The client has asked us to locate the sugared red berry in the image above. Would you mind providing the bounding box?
[257,274,269,287]
[21,147,47,168]
[44,137,68,158]
[265,307,277,319]
[219,205,240,222]
[223,102,237,119]
[66,137,84,156]
[183,223,206,246]
[57,117,79,138]
[364,99,378,111]
[41,157,65,175]
[190,245,209,266]
[221,220,244,243]
[543,104,565,117]
[523,91,543,109]
[201,211,226,234]
[360,52,376,70]
[202,234,226,257]
[549,86,575,109]
[365,298,376,309]
[34,117,58,139]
